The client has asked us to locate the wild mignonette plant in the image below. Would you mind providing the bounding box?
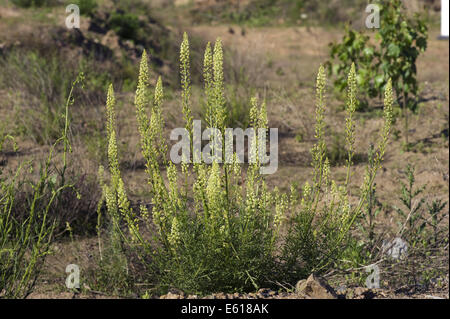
[98,34,393,296]
[98,33,287,295]
[280,63,393,281]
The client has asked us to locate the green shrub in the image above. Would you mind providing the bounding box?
[327,0,427,143]
[10,0,49,8]
[75,0,97,16]
[377,0,427,145]
[96,36,393,296]
[327,26,379,110]
[108,13,140,41]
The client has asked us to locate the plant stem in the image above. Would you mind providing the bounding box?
[403,90,409,147]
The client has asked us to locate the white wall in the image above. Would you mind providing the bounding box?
[442,0,449,37]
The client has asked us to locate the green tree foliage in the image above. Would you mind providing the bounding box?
[327,0,427,133]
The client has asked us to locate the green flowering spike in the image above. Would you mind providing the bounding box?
[117,177,139,241]
[383,79,394,132]
[213,38,226,130]
[311,65,327,191]
[249,97,259,129]
[152,207,162,231]
[203,42,214,128]
[106,84,120,180]
[257,100,268,166]
[315,64,326,142]
[248,97,260,167]
[106,84,116,141]
[104,184,117,219]
[273,193,287,240]
[154,76,163,110]
[303,181,311,199]
[135,50,150,139]
[232,152,241,177]
[107,123,119,177]
[259,100,268,129]
[168,216,181,249]
[203,42,213,88]
[133,53,166,184]
[345,63,357,186]
[152,76,167,162]
[135,50,160,179]
[140,204,149,222]
[374,78,393,169]
[117,178,130,216]
[180,32,192,135]
[323,157,330,187]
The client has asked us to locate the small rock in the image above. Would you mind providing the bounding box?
[257,288,273,298]
[336,285,347,294]
[258,288,276,298]
[354,287,368,295]
[353,287,376,299]
[168,288,185,297]
[295,274,338,299]
[160,292,181,299]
